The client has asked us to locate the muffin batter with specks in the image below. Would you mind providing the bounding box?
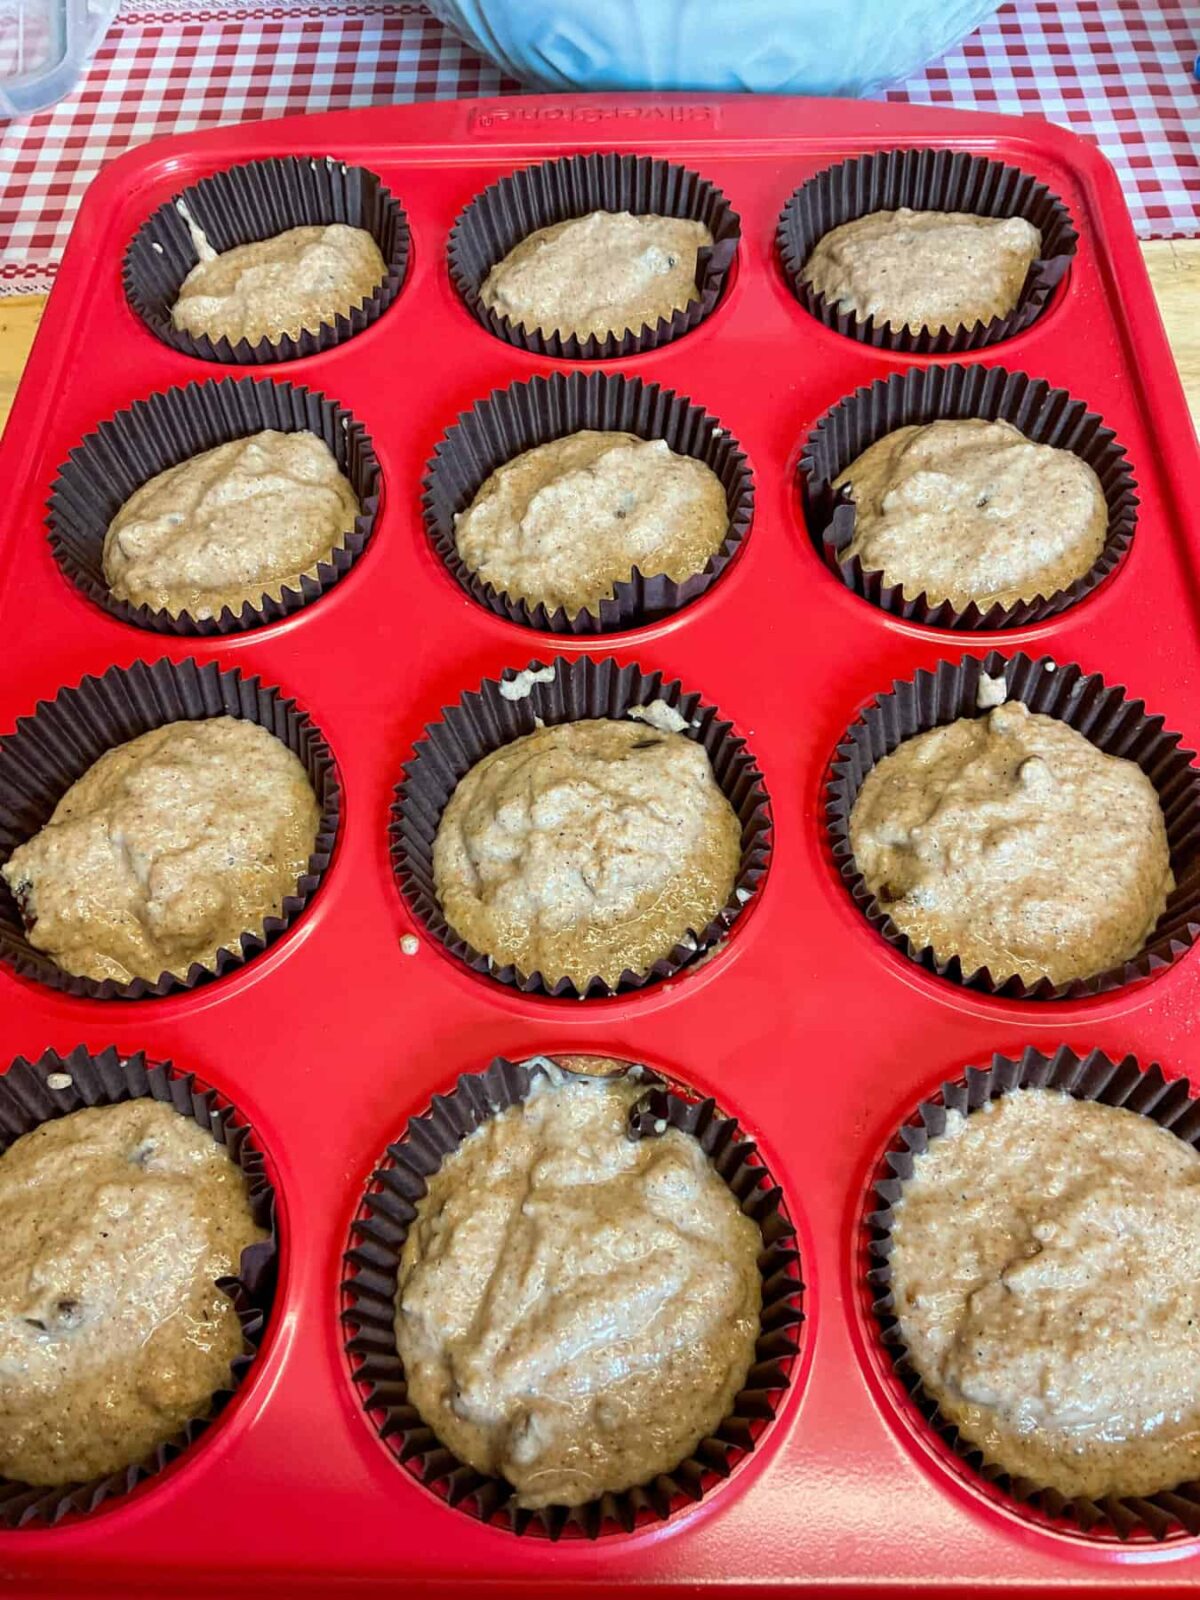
[103,430,361,620]
[170,223,386,346]
[395,1063,762,1508]
[835,419,1107,610]
[480,210,712,341]
[0,1099,265,1485]
[848,701,1172,985]
[890,1088,1200,1499]
[433,719,741,987]
[802,208,1041,334]
[1,718,320,984]
[454,430,728,617]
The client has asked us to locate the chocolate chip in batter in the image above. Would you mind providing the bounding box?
[54,1299,82,1330]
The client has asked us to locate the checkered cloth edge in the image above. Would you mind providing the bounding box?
[2,0,1197,294]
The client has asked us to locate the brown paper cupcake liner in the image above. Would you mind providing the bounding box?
[776,149,1077,353]
[869,1043,1200,1541]
[0,1044,277,1529]
[422,372,754,634]
[799,364,1137,630]
[47,377,382,635]
[447,153,740,360]
[123,156,410,365]
[826,651,1200,999]
[0,658,339,1000]
[341,1054,803,1538]
[391,656,772,998]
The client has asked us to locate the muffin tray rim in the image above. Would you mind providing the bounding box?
[0,91,1198,1597]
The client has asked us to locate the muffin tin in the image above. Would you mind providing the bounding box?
[0,93,1198,1595]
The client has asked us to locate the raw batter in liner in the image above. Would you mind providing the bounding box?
[0,1098,266,1485]
[834,418,1107,611]
[170,223,386,346]
[480,211,712,341]
[395,1060,762,1508]
[802,208,1042,334]
[432,719,741,988]
[453,429,729,618]
[1,717,320,985]
[103,429,361,620]
[848,700,1173,985]
[889,1087,1200,1499]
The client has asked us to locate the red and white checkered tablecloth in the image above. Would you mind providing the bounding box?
[1,0,1197,294]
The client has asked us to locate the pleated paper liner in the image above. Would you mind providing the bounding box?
[776,149,1077,353]
[0,659,339,1000]
[446,153,741,360]
[391,655,772,999]
[123,156,410,364]
[47,377,382,635]
[826,651,1200,999]
[0,1044,277,1529]
[422,371,754,634]
[341,1053,804,1538]
[869,1044,1200,1542]
[798,364,1137,630]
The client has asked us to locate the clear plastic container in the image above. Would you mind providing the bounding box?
[426,0,1002,97]
[0,0,118,118]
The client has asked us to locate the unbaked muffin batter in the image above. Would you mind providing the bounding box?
[802,208,1042,334]
[170,223,386,346]
[835,419,1107,610]
[480,210,712,341]
[848,701,1172,985]
[454,429,728,617]
[103,429,361,620]
[890,1088,1200,1499]
[395,1062,762,1508]
[0,1099,265,1485]
[433,719,741,987]
[1,717,320,984]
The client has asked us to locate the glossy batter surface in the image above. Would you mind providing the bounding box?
[0,1100,265,1485]
[891,1088,1200,1499]
[454,429,728,617]
[2,718,321,984]
[103,429,360,620]
[396,1065,762,1507]
[836,419,1107,610]
[849,701,1172,985]
[433,719,741,987]
[480,210,712,340]
[170,223,385,346]
[803,207,1041,334]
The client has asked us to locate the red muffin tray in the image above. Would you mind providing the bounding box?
[1,93,1198,1597]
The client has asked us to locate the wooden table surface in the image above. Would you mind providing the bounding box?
[1,240,1197,436]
